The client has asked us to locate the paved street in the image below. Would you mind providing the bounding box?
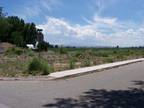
[0,61,144,108]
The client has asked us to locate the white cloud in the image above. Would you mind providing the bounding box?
[93,16,117,25]
[91,0,119,15]
[38,16,144,47]
[14,0,61,20]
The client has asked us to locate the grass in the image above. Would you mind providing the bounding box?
[0,47,144,77]
[69,58,75,69]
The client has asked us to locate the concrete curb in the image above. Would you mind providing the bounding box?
[48,58,144,79]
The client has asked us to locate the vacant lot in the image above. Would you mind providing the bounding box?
[0,46,144,77]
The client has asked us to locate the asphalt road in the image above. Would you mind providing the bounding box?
[0,62,144,108]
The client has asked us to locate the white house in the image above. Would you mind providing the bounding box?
[26,41,39,50]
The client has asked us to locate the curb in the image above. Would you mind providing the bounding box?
[48,58,144,79]
[0,76,52,81]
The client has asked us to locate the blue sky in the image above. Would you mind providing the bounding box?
[1,0,144,47]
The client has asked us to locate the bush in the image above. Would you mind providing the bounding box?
[83,59,91,67]
[69,58,75,69]
[40,60,53,75]
[75,52,85,59]
[59,46,67,54]
[37,42,49,51]
[94,52,109,57]
[28,57,52,75]
[105,58,114,63]
[6,47,23,55]
[26,49,34,56]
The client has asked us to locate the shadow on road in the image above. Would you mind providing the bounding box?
[43,80,144,108]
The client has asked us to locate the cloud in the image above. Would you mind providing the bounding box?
[91,0,118,15]
[93,15,117,25]
[37,16,144,47]
[14,0,61,20]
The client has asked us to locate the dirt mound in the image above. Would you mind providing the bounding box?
[0,42,15,53]
[0,42,14,48]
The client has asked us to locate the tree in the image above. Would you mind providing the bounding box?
[29,23,37,44]
[37,42,49,51]
[23,23,37,45]
[7,16,25,32]
[11,31,24,47]
[0,17,11,42]
[0,7,47,49]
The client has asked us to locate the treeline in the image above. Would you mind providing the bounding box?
[0,7,44,48]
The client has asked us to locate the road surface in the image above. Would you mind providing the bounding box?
[0,61,144,108]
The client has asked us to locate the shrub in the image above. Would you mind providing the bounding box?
[75,52,85,59]
[14,48,23,55]
[83,59,91,67]
[28,57,52,75]
[59,46,67,54]
[40,60,53,75]
[69,58,75,69]
[6,47,23,55]
[116,54,125,60]
[26,49,34,56]
[37,42,49,51]
[94,52,108,57]
[113,51,117,54]
[105,58,114,63]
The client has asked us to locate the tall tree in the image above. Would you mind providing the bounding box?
[0,7,46,49]
[0,17,11,42]
[23,23,37,44]
[11,31,24,47]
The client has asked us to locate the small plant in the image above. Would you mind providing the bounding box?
[113,51,117,54]
[26,49,34,57]
[59,46,67,54]
[105,58,114,63]
[28,57,52,75]
[116,54,125,60]
[69,58,75,69]
[83,59,91,67]
[75,52,85,59]
[41,60,53,75]
[6,47,23,55]
[94,52,108,57]
[28,58,41,71]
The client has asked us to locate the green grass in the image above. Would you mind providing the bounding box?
[0,47,144,77]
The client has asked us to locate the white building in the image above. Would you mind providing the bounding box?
[26,41,39,50]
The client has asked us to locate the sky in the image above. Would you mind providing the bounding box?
[1,0,144,47]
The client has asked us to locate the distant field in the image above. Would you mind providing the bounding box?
[0,47,144,77]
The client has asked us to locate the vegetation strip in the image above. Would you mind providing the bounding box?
[0,58,143,81]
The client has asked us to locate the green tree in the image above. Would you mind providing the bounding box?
[7,16,25,32]
[0,7,46,49]
[37,42,49,51]
[23,23,37,44]
[0,17,11,42]
[11,31,24,47]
